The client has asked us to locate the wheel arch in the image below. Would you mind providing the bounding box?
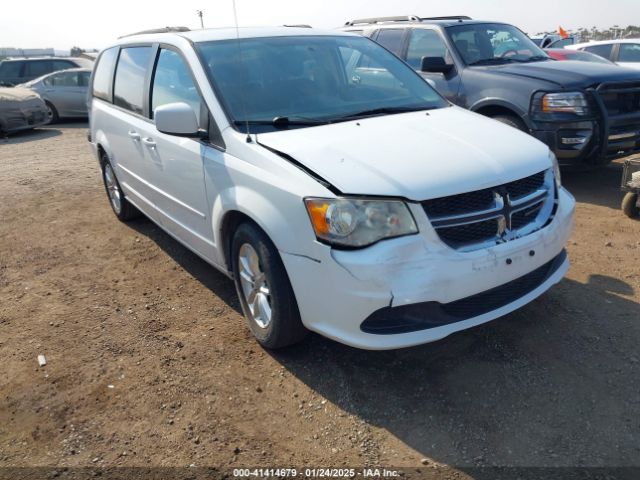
[219,210,258,273]
[470,99,533,130]
[94,129,113,169]
[212,186,317,274]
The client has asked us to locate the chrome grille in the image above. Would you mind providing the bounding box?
[422,170,555,251]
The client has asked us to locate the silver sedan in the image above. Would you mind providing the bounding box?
[21,68,92,122]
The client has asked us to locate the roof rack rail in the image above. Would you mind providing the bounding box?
[283,24,312,28]
[344,15,421,26]
[119,26,191,39]
[421,16,472,21]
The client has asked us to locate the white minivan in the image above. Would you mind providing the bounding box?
[89,27,575,350]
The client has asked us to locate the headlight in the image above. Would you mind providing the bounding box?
[543,92,589,115]
[304,197,418,248]
[550,150,562,188]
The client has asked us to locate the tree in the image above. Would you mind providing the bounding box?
[70,46,85,57]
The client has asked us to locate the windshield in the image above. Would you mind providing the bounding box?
[570,51,615,65]
[447,23,549,65]
[196,35,448,132]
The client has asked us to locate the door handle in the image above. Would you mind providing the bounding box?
[142,137,156,148]
[128,130,141,141]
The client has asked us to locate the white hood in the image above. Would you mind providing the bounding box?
[257,106,552,201]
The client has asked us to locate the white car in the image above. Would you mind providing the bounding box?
[568,39,640,70]
[88,27,575,350]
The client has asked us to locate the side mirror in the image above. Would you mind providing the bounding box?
[154,102,200,137]
[420,56,454,74]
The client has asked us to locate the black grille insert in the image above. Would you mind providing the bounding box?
[438,218,498,245]
[504,171,545,199]
[600,88,640,116]
[422,170,550,249]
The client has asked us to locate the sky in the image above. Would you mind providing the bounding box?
[1,0,638,50]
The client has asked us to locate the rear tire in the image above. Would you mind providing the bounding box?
[231,222,308,349]
[622,192,639,218]
[491,114,527,132]
[100,153,140,221]
[45,102,59,124]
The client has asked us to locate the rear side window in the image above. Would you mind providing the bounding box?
[0,61,23,78]
[46,71,80,87]
[151,49,201,122]
[618,43,640,62]
[52,60,74,71]
[25,61,52,77]
[375,29,405,56]
[114,46,153,115]
[584,44,613,59]
[93,47,119,101]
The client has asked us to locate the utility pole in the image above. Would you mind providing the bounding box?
[196,10,204,29]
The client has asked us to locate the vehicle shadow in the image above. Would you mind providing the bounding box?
[267,274,640,470]
[1,127,62,144]
[125,217,242,314]
[49,118,88,128]
[562,161,625,210]
[118,197,639,470]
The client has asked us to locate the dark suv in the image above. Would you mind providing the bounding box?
[342,16,640,167]
[0,57,93,87]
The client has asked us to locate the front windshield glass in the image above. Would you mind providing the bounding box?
[447,23,549,65]
[196,35,448,132]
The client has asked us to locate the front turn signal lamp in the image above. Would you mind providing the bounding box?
[304,197,418,248]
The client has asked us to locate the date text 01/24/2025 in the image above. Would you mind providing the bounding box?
[232,468,400,477]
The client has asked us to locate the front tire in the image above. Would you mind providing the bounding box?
[101,153,140,221]
[622,192,639,218]
[491,114,526,132]
[231,222,308,349]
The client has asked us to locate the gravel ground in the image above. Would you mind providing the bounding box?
[0,124,639,479]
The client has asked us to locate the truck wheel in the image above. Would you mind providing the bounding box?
[231,222,308,349]
[492,115,526,132]
[622,192,639,218]
[101,153,140,221]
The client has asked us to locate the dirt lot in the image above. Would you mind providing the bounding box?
[0,124,639,478]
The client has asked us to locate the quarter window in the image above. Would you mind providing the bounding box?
[406,29,451,69]
[78,71,91,87]
[93,47,119,102]
[151,49,201,122]
[114,46,153,115]
[583,44,613,59]
[618,43,640,62]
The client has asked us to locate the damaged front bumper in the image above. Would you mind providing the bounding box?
[0,97,50,134]
[281,187,575,350]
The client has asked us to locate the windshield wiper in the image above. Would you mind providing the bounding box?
[468,57,517,66]
[233,116,328,129]
[330,105,437,122]
[514,55,550,63]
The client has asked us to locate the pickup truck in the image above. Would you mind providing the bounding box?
[341,16,640,167]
